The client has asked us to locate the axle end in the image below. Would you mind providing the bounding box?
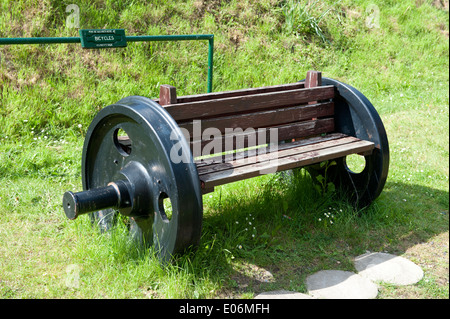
[63,191,79,220]
[62,181,132,221]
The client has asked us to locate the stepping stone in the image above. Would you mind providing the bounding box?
[354,252,424,286]
[254,290,314,299]
[306,270,378,299]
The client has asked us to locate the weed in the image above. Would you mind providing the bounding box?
[309,160,337,195]
[282,0,337,44]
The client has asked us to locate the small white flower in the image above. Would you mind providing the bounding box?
[78,124,82,128]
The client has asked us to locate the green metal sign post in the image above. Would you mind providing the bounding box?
[0,30,214,93]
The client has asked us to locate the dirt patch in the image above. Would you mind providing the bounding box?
[433,0,449,10]
[416,0,449,10]
[231,261,275,288]
[218,261,276,297]
[192,0,222,18]
[404,231,449,287]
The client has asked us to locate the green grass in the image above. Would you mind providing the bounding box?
[0,0,448,299]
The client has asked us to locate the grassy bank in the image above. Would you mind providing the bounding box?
[0,0,448,298]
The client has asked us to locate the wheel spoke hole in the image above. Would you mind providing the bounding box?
[158,192,173,223]
[114,128,132,156]
[345,154,366,174]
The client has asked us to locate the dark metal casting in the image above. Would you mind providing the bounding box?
[63,96,203,261]
[307,77,389,208]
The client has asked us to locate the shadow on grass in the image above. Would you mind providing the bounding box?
[48,170,447,298]
[190,171,449,297]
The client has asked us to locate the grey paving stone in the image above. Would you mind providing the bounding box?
[254,252,423,300]
[254,290,314,299]
[306,270,378,299]
[354,252,424,286]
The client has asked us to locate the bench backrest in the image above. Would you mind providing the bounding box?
[158,71,335,157]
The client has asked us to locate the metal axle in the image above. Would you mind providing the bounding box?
[63,180,131,220]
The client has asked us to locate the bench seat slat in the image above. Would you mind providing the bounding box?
[196,135,363,176]
[198,137,374,189]
[165,85,335,122]
[195,132,348,166]
[190,118,334,156]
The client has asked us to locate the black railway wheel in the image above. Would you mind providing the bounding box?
[79,96,203,261]
[306,78,390,208]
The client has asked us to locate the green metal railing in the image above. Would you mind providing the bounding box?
[0,33,214,93]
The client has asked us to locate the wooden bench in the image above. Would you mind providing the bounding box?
[64,70,389,261]
[158,71,375,193]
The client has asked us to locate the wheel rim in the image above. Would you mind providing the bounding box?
[82,96,203,261]
[307,78,389,208]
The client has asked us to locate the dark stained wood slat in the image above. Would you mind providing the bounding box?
[189,118,335,156]
[271,118,335,142]
[196,136,363,176]
[173,82,306,104]
[195,133,348,166]
[164,85,335,122]
[179,101,334,138]
[199,139,375,188]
